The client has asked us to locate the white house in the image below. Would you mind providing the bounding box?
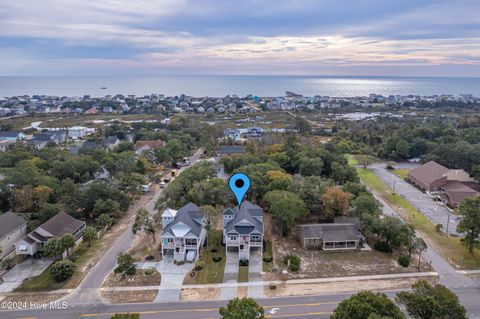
[67,126,88,139]
[0,212,26,258]
[160,203,206,263]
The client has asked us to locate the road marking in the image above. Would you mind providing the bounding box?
[16,317,37,319]
[80,301,340,317]
[266,312,332,318]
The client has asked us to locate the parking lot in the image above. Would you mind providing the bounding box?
[370,163,461,236]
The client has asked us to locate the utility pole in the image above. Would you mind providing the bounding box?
[445,213,451,236]
[392,179,396,195]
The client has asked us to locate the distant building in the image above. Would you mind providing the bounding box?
[68,126,88,139]
[105,136,120,149]
[134,140,165,154]
[217,145,247,156]
[0,131,27,142]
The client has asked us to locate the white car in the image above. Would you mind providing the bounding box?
[160,181,166,188]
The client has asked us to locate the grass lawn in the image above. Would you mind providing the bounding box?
[238,266,249,282]
[345,154,358,166]
[190,230,226,284]
[357,168,480,269]
[15,239,103,292]
[263,240,273,272]
[393,169,409,179]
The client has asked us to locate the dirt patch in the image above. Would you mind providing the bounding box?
[130,232,162,262]
[237,286,248,298]
[0,293,66,306]
[180,287,220,301]
[101,290,158,303]
[102,269,161,287]
[269,235,432,279]
[265,276,438,298]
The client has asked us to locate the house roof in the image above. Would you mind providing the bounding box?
[162,208,178,218]
[297,223,362,243]
[0,212,25,239]
[161,203,204,238]
[0,131,22,138]
[224,201,263,235]
[38,212,85,237]
[218,145,246,155]
[408,161,449,187]
[32,134,52,142]
[443,181,479,205]
[106,136,119,144]
[444,169,475,182]
[134,140,165,151]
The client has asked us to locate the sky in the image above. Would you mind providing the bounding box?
[1,0,480,77]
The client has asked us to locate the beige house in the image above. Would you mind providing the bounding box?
[0,212,27,258]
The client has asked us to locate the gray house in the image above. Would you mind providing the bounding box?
[223,201,263,261]
[160,203,206,263]
[297,218,364,251]
[0,212,26,258]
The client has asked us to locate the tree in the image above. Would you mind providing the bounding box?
[415,237,427,270]
[352,194,380,217]
[94,199,120,217]
[83,226,97,247]
[296,176,333,212]
[377,216,415,251]
[186,178,229,207]
[219,297,265,319]
[44,238,64,259]
[50,259,76,282]
[396,280,466,319]
[264,190,307,235]
[61,234,75,257]
[114,252,136,278]
[110,314,140,319]
[266,170,293,191]
[298,157,324,176]
[456,197,480,254]
[321,187,352,219]
[97,213,113,229]
[331,291,405,319]
[357,154,374,169]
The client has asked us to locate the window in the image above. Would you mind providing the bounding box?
[229,235,238,241]
[185,238,197,246]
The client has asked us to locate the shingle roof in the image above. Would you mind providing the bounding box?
[218,146,246,155]
[0,131,21,138]
[297,223,362,242]
[408,161,449,187]
[224,201,263,235]
[38,212,85,237]
[0,212,25,239]
[161,203,204,238]
[443,181,479,206]
[134,140,165,151]
[106,136,119,144]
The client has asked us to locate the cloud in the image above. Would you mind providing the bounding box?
[0,0,479,76]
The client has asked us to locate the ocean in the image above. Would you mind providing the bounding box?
[1,75,480,98]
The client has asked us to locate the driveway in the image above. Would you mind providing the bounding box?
[154,257,193,302]
[248,250,264,298]
[370,163,460,235]
[220,251,238,300]
[0,258,52,294]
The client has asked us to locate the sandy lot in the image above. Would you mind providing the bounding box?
[102,269,161,287]
[101,290,158,303]
[180,287,220,301]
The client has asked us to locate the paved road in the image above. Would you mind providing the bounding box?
[2,287,480,319]
[370,163,460,235]
[63,148,204,305]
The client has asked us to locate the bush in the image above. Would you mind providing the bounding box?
[213,256,222,263]
[239,259,249,266]
[374,241,393,253]
[50,260,76,282]
[144,267,155,276]
[210,248,218,253]
[398,255,410,267]
[195,260,205,271]
[386,165,395,170]
[435,224,443,232]
[263,256,273,263]
[283,254,301,272]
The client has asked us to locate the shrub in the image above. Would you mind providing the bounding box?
[213,256,222,262]
[210,248,218,253]
[398,255,410,267]
[283,254,301,272]
[263,256,273,263]
[435,224,443,232]
[239,259,249,266]
[195,260,205,271]
[144,267,155,276]
[374,241,392,253]
[50,260,76,282]
[386,165,395,170]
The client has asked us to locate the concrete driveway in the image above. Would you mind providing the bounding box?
[220,251,238,300]
[248,250,264,298]
[154,257,193,302]
[0,258,52,294]
[370,163,460,235]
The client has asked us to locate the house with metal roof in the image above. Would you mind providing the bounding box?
[160,203,206,263]
[15,212,85,257]
[223,201,264,261]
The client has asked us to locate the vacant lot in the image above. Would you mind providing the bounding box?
[101,289,158,303]
[102,269,161,287]
[267,235,431,280]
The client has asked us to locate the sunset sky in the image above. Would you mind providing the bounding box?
[1,0,480,76]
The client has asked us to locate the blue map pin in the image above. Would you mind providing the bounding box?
[229,173,251,206]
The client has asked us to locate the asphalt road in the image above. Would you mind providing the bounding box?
[2,287,480,319]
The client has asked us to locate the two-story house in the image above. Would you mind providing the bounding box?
[160,203,206,263]
[223,201,264,261]
[0,212,26,258]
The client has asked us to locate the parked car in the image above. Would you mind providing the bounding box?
[160,181,166,188]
